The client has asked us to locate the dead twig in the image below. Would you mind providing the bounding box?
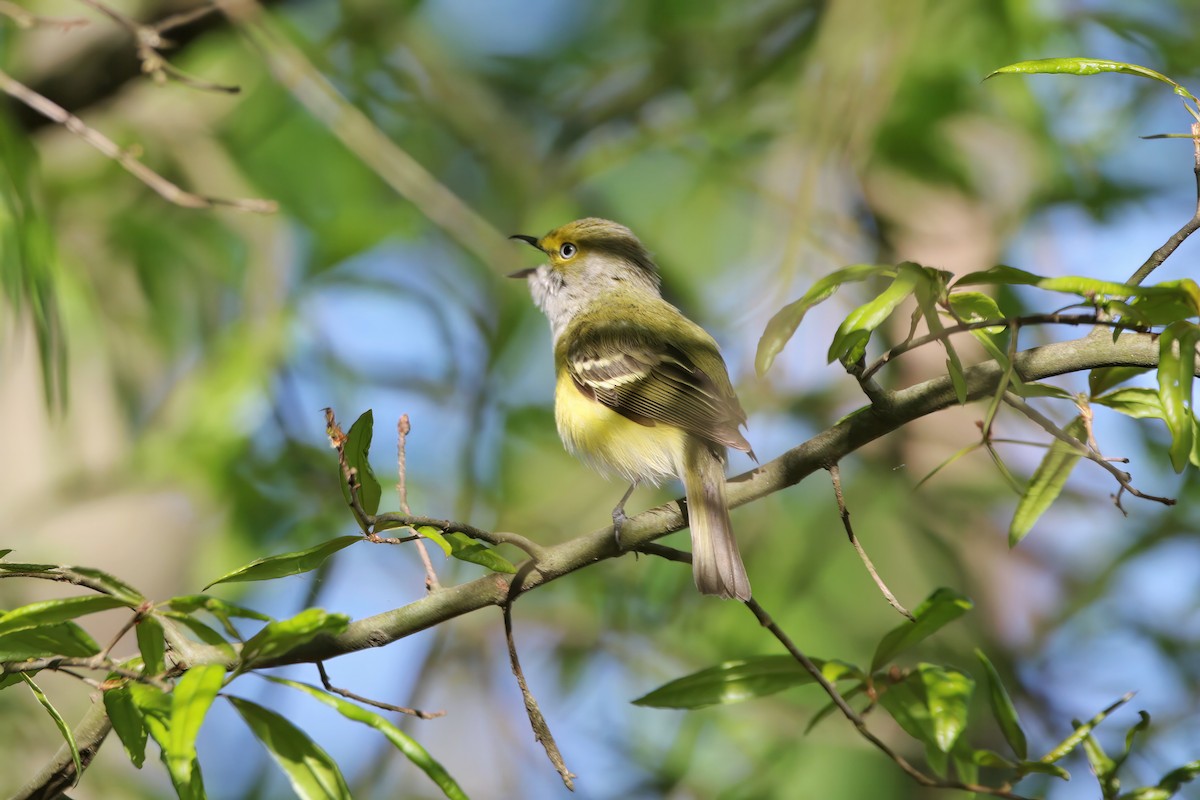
[398,415,440,591]
[828,465,913,620]
[316,662,444,720]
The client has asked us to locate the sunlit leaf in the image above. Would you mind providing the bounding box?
[1157,322,1199,473]
[633,656,861,709]
[756,263,894,374]
[1008,417,1086,547]
[440,532,516,574]
[948,291,1006,334]
[266,677,468,800]
[229,696,352,800]
[168,664,226,765]
[1094,388,1165,419]
[986,58,1198,102]
[871,588,972,672]
[0,622,100,660]
[878,664,973,755]
[1040,693,1133,764]
[204,535,360,589]
[828,266,921,364]
[238,608,349,670]
[0,595,129,636]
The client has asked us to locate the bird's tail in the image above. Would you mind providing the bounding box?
[682,439,751,600]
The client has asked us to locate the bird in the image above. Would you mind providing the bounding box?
[510,218,752,600]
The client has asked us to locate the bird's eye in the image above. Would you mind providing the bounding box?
[559,243,577,259]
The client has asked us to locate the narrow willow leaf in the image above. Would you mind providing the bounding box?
[104,683,148,769]
[1157,322,1199,473]
[948,291,1005,334]
[0,622,100,660]
[1040,693,1133,764]
[1089,366,1151,397]
[1008,417,1087,547]
[417,526,453,556]
[340,410,382,516]
[1154,760,1200,794]
[66,567,145,605]
[986,58,1198,102]
[1082,731,1115,787]
[633,656,861,709]
[168,664,225,765]
[756,263,894,374]
[828,267,921,364]
[0,595,129,636]
[131,679,206,800]
[1094,388,1165,420]
[266,677,468,800]
[22,673,81,785]
[238,609,349,670]
[137,616,166,676]
[229,696,352,800]
[975,649,1027,759]
[165,595,272,640]
[871,588,973,672]
[204,535,360,589]
[440,532,516,574]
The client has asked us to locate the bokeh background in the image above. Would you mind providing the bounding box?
[3,1,1200,798]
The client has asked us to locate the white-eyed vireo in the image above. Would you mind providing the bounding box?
[510,218,753,600]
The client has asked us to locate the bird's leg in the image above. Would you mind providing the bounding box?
[612,482,638,548]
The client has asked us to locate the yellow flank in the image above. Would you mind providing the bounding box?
[555,370,686,484]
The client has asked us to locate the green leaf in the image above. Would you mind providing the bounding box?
[1082,730,1115,788]
[266,677,468,800]
[985,58,1198,102]
[948,291,1006,334]
[204,535,360,589]
[0,622,100,660]
[1008,417,1087,547]
[159,612,236,659]
[168,664,225,764]
[632,655,861,709]
[130,682,206,800]
[871,588,972,672]
[440,532,516,574]
[878,664,974,755]
[975,649,1027,759]
[756,263,894,374]
[341,410,382,516]
[165,595,272,640]
[21,673,81,785]
[229,695,352,800]
[66,567,145,605]
[1158,322,1199,473]
[1094,388,1165,420]
[1016,760,1071,780]
[104,683,148,769]
[137,616,166,676]
[1152,760,1200,795]
[1041,693,1133,764]
[1090,367,1152,397]
[828,266,921,364]
[238,609,349,670]
[0,595,130,636]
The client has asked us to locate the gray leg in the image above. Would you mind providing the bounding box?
[612,482,637,547]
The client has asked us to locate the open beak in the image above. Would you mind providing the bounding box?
[508,234,542,278]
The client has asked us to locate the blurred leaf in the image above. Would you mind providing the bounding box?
[0,595,129,636]
[986,58,1198,102]
[1017,760,1071,780]
[1090,366,1152,397]
[238,608,349,670]
[0,622,100,660]
[104,683,148,769]
[829,266,922,364]
[756,263,893,374]
[21,673,80,785]
[1082,730,1115,788]
[633,656,861,709]
[1008,417,1086,547]
[204,535,361,589]
[1157,321,1199,472]
[1146,760,1200,796]
[0,549,11,560]
[266,677,468,800]
[805,683,867,735]
[871,588,972,672]
[229,696,351,800]
[137,616,166,677]
[340,410,381,517]
[975,649,1027,759]
[1094,388,1165,419]
[878,664,974,755]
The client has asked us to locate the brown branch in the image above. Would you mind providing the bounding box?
[1128,120,1200,286]
[316,662,444,720]
[828,465,913,620]
[502,593,574,790]
[372,513,544,559]
[0,68,274,212]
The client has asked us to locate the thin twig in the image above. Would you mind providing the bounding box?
[316,662,444,720]
[0,1,88,29]
[1128,120,1200,287]
[1002,392,1175,509]
[398,415,440,591]
[744,598,1034,800]
[828,465,912,620]
[0,69,272,211]
[0,656,167,689]
[373,513,544,559]
[98,603,150,660]
[502,595,574,790]
[152,3,222,34]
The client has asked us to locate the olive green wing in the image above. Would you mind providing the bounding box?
[563,326,753,455]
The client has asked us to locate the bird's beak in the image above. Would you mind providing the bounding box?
[508,234,542,278]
